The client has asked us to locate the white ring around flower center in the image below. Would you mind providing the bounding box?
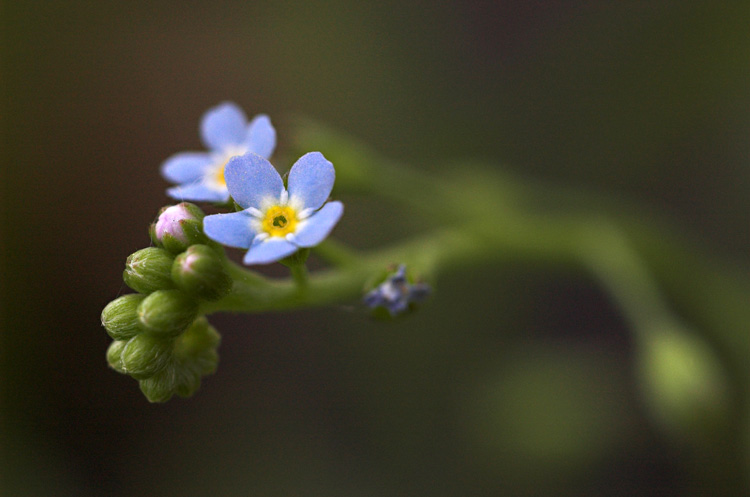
[204,146,247,191]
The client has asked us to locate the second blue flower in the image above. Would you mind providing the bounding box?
[161,102,276,203]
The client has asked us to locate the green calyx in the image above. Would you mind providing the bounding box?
[138,317,221,402]
[171,244,232,301]
[120,333,174,380]
[123,247,175,294]
[137,289,198,337]
[106,340,128,374]
[105,316,222,402]
[101,293,146,340]
[279,247,310,268]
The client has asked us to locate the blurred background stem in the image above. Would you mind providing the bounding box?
[294,124,750,487]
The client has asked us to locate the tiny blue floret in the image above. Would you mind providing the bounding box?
[364,265,431,316]
[203,152,344,265]
[161,102,276,203]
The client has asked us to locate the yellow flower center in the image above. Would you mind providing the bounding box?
[214,160,229,187]
[261,205,299,237]
[212,148,246,188]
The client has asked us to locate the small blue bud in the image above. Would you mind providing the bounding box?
[364,264,431,317]
[123,248,175,294]
[101,294,146,340]
[137,289,199,337]
[171,244,232,301]
[151,203,207,254]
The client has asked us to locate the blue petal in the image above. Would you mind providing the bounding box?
[391,265,407,284]
[287,152,335,211]
[244,114,276,159]
[224,153,284,209]
[167,184,227,203]
[243,238,298,265]
[200,102,247,151]
[387,299,409,316]
[291,201,343,247]
[363,289,385,308]
[161,152,212,183]
[203,211,257,249]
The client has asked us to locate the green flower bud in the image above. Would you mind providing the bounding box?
[101,294,146,340]
[174,370,202,399]
[171,245,232,301]
[136,317,222,402]
[174,317,221,375]
[139,362,204,402]
[120,333,174,380]
[151,203,207,254]
[637,324,731,443]
[123,248,175,294]
[139,365,178,403]
[137,289,198,337]
[106,340,128,374]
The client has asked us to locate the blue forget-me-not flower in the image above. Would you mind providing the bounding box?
[203,152,344,265]
[364,265,431,316]
[161,102,276,203]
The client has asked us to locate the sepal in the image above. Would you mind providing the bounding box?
[138,366,178,403]
[106,340,128,374]
[120,333,174,380]
[279,247,310,268]
[137,289,198,337]
[138,317,221,402]
[123,248,175,294]
[101,294,146,340]
[171,245,232,301]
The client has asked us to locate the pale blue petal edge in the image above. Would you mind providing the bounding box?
[203,211,257,249]
[245,114,276,159]
[224,153,284,209]
[167,183,228,203]
[291,201,344,247]
[243,238,298,265]
[200,102,247,151]
[161,152,212,183]
[287,152,335,211]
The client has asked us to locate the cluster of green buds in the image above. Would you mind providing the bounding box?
[101,203,231,402]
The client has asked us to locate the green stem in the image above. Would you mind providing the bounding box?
[204,228,481,314]
[290,263,309,290]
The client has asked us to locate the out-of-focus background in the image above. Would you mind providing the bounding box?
[3,1,749,495]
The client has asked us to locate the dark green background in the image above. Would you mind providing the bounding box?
[3,1,749,495]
